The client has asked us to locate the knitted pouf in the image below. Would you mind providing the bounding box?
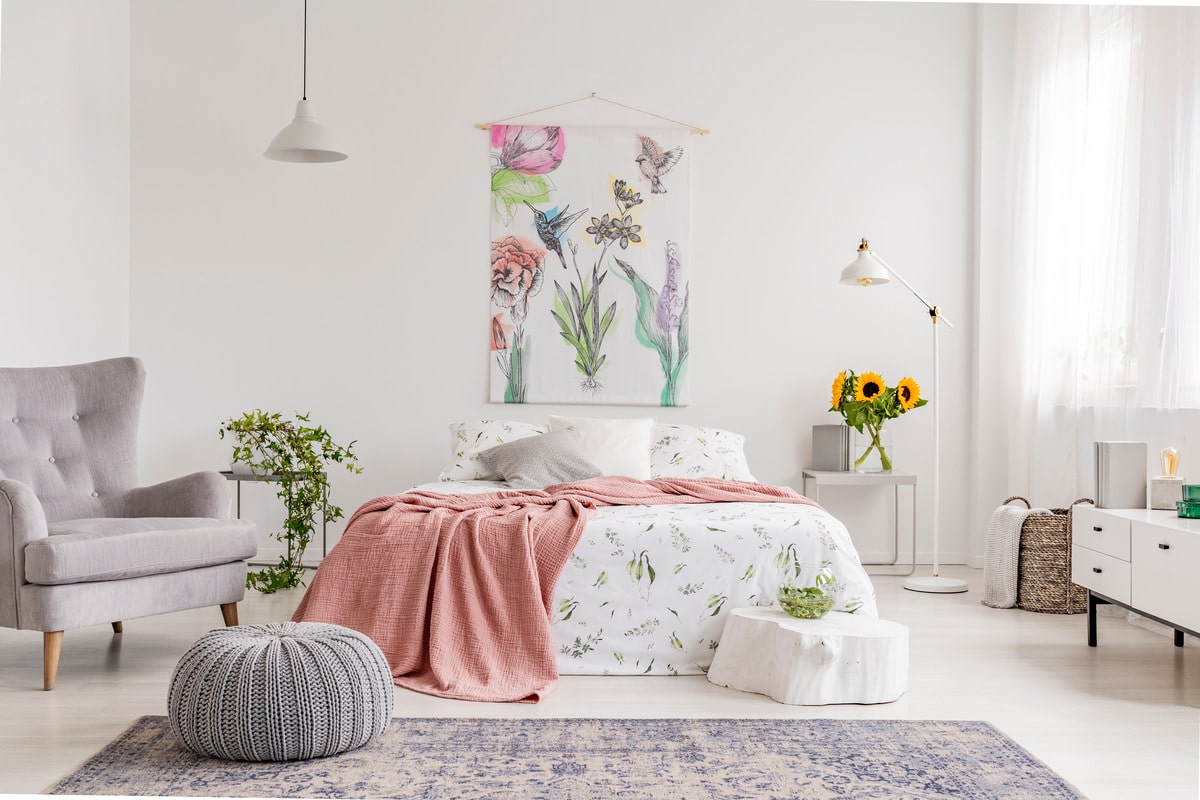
[168,622,394,762]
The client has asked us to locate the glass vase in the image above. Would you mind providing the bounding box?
[852,426,893,473]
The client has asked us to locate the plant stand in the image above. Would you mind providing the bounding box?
[221,470,327,564]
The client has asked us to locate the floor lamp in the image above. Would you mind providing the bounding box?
[839,238,967,594]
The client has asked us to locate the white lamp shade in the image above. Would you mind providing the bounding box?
[264,100,347,163]
[839,248,891,287]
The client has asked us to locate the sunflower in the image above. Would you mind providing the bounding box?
[897,377,921,411]
[855,371,885,402]
[830,371,846,410]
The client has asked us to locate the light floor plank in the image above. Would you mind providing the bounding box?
[0,566,1195,798]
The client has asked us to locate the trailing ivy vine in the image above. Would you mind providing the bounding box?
[219,410,362,594]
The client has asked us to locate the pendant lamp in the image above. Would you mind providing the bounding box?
[264,0,347,163]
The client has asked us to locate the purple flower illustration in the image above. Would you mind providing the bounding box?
[656,242,684,333]
[613,240,690,407]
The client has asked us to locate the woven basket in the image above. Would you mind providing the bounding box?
[1004,496,1093,614]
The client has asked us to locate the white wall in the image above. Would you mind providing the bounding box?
[0,0,130,367]
[129,1,977,561]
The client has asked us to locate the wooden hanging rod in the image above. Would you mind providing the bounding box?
[476,92,709,135]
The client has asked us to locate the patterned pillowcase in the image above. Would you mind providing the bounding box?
[649,424,757,481]
[438,420,547,481]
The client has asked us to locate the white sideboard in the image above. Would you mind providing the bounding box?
[1072,506,1200,647]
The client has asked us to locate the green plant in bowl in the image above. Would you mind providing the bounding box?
[777,584,834,619]
[778,567,836,619]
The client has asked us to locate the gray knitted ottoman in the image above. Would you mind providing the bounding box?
[168,621,394,761]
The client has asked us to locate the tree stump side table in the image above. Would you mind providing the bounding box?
[707,607,908,705]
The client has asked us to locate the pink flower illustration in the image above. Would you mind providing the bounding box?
[491,125,565,175]
[491,236,546,322]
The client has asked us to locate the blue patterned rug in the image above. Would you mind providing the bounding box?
[47,716,1083,799]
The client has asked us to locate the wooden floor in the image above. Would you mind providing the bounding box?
[1,565,1196,799]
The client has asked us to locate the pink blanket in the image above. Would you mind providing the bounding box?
[292,476,818,703]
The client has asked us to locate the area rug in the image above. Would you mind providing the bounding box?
[47,716,1083,799]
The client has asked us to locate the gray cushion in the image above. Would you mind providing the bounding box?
[24,517,256,585]
[478,430,601,490]
[168,622,394,761]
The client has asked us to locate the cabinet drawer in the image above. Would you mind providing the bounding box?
[1071,545,1130,604]
[1131,523,1200,633]
[1072,507,1130,561]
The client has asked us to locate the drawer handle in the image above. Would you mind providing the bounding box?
[1092,567,1103,573]
[1159,543,1171,550]
[1093,526,1103,532]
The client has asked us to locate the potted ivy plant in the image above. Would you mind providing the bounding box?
[219,410,362,594]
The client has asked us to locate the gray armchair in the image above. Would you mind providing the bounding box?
[0,357,256,690]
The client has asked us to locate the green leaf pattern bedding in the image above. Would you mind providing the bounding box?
[413,481,878,676]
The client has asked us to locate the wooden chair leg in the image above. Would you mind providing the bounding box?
[111,621,123,634]
[44,631,63,691]
[220,602,239,627]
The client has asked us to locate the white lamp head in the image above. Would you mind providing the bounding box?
[264,100,347,163]
[264,0,347,164]
[839,238,891,287]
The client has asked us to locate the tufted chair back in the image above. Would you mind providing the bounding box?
[0,358,144,523]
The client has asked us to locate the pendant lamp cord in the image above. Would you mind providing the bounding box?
[302,0,307,100]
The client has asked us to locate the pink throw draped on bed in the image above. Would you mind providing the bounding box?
[292,476,818,703]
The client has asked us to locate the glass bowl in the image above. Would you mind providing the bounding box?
[777,584,834,619]
[1176,500,1200,519]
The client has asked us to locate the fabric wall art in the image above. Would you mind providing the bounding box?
[489,125,691,406]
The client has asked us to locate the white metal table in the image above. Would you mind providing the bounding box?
[801,469,916,575]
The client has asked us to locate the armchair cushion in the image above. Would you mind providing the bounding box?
[25,518,256,586]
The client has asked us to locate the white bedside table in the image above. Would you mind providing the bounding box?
[801,469,916,575]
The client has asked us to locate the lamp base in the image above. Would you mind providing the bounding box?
[903,575,968,594]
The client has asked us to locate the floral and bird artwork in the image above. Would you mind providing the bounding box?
[489,124,691,405]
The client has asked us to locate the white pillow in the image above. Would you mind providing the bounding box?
[649,424,757,481]
[438,420,546,481]
[546,415,654,479]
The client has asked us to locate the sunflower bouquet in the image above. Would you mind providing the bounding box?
[829,370,927,472]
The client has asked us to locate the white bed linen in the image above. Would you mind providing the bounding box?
[411,480,878,676]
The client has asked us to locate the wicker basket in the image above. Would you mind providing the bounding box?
[1004,496,1094,614]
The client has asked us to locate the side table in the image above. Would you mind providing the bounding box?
[707,607,909,705]
[220,470,327,565]
[802,469,916,575]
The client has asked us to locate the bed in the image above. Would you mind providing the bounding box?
[411,478,876,676]
[409,417,877,677]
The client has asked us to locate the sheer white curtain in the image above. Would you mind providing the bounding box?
[975,6,1200,527]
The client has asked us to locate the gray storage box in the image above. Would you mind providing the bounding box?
[812,424,850,471]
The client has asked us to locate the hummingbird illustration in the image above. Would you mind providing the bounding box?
[525,202,589,269]
[635,135,683,194]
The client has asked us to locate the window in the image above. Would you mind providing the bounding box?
[1017,7,1200,410]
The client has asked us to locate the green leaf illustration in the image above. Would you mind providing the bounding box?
[491,169,550,223]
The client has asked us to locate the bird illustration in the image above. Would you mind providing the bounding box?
[525,202,589,269]
[635,135,683,194]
